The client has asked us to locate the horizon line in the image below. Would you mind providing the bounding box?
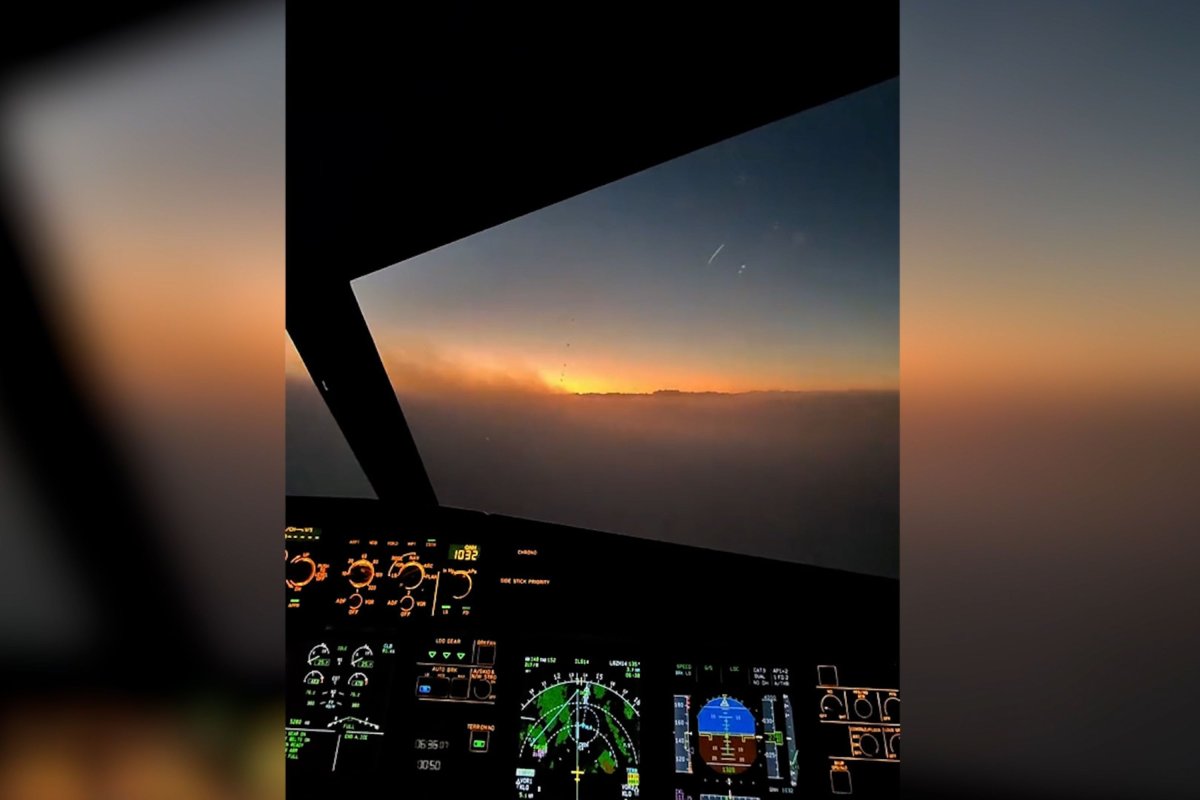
[568,387,899,397]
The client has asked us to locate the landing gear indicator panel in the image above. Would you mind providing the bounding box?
[515,655,642,799]
[673,662,798,799]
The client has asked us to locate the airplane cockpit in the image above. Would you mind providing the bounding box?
[285,13,898,799]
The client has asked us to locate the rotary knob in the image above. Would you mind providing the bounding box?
[445,569,473,600]
[287,553,317,588]
[346,558,375,589]
[819,694,844,717]
[883,696,900,721]
[389,556,425,590]
[853,697,875,719]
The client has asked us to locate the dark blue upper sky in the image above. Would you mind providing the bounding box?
[355,78,898,394]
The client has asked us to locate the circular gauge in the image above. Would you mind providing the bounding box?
[854,697,875,719]
[306,643,330,665]
[350,644,373,666]
[303,670,324,685]
[347,672,369,688]
[287,554,317,588]
[819,694,844,716]
[346,558,375,589]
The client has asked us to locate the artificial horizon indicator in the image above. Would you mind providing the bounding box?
[673,662,802,797]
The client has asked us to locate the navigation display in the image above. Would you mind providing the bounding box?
[515,655,642,799]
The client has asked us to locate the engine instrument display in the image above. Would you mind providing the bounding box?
[285,638,398,774]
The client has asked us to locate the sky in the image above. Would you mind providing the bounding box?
[353,78,898,396]
[902,1,1200,399]
[337,80,900,576]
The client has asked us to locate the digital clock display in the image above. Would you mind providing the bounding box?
[448,543,479,562]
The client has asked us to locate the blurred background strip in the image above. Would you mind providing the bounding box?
[0,2,283,799]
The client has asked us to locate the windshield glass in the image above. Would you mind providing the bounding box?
[352,79,898,576]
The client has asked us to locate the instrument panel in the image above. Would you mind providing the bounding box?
[286,530,481,619]
[285,497,898,798]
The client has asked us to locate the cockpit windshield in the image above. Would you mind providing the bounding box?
[345,80,898,575]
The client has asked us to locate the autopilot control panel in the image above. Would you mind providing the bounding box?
[286,496,898,798]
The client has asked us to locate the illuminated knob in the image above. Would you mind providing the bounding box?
[853,697,874,719]
[471,679,492,700]
[446,569,473,600]
[398,594,416,612]
[887,732,900,758]
[348,593,364,611]
[395,561,425,590]
[858,733,880,757]
[287,554,317,588]
[819,694,844,716]
[346,559,375,589]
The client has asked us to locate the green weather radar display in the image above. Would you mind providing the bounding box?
[515,655,642,799]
